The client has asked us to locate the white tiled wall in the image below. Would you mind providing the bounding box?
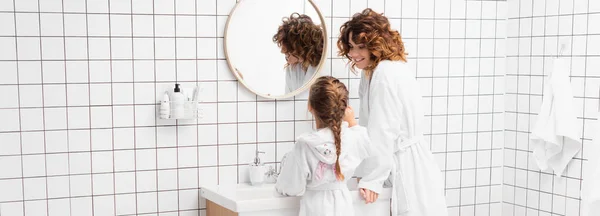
[373,1,506,216]
[504,0,600,215]
[0,0,505,215]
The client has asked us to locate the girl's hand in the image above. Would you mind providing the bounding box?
[343,106,358,127]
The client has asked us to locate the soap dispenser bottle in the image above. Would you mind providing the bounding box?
[249,150,265,186]
[171,84,185,119]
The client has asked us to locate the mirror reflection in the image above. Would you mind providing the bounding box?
[273,13,323,94]
[225,0,326,98]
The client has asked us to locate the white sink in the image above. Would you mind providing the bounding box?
[200,180,392,216]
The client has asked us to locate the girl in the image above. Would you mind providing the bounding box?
[275,76,391,216]
[337,8,449,216]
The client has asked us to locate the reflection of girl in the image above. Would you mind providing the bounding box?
[276,76,391,216]
[273,13,324,94]
[337,9,448,216]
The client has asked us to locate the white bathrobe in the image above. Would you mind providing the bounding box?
[275,122,392,216]
[531,58,581,176]
[285,64,317,94]
[582,112,600,216]
[358,60,448,216]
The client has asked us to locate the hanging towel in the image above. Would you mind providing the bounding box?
[530,58,582,176]
[582,112,600,216]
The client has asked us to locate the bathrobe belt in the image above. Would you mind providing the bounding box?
[307,182,347,191]
[391,135,422,215]
[394,135,422,153]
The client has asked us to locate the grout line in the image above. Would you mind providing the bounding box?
[577,0,591,215]
[459,1,468,213]
[10,0,27,215]
[488,1,500,214]
[511,0,523,214]
[443,0,452,199]
[215,0,220,186]
[130,0,139,214]
[523,0,535,212]
[35,0,50,214]
[152,0,160,214]
[0,56,521,62]
[473,1,484,214]
[173,1,181,214]
[195,0,201,213]
[0,145,504,159]
[550,0,559,213]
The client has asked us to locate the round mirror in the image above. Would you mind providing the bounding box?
[224,0,327,99]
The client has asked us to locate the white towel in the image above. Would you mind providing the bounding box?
[530,58,582,176]
[582,112,600,216]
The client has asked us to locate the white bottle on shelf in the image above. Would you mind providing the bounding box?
[171,84,185,119]
[159,92,170,119]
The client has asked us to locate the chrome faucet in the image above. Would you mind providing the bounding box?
[263,153,289,183]
[264,165,278,183]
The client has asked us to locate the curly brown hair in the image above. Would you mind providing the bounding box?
[273,13,324,71]
[309,76,349,181]
[337,8,407,77]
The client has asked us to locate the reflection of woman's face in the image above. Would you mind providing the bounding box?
[281,47,302,65]
[285,53,301,65]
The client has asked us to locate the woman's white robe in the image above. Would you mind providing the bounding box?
[285,64,317,94]
[358,60,448,216]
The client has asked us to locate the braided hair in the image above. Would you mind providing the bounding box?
[309,76,349,181]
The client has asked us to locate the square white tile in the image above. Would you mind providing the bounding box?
[115,172,136,193]
[47,176,70,199]
[69,152,92,175]
[114,151,135,173]
[110,0,131,13]
[115,194,137,215]
[40,13,63,36]
[93,195,115,216]
[92,173,114,195]
[178,146,198,167]
[158,169,178,190]
[136,171,157,192]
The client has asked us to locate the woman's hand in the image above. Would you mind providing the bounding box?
[343,106,358,127]
[359,188,379,204]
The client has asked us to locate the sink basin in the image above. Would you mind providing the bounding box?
[200,179,392,216]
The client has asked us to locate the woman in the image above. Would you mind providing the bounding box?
[273,13,324,94]
[337,8,448,216]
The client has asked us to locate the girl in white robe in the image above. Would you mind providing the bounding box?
[275,76,392,216]
[337,8,448,216]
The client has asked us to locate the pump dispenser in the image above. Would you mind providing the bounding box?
[249,150,266,185]
[171,84,185,119]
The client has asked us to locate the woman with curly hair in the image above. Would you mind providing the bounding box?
[273,13,324,94]
[338,9,448,216]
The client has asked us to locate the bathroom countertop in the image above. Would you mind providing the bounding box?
[199,181,392,213]
[200,183,299,212]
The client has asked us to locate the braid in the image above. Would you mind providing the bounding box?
[309,76,350,182]
[333,79,348,181]
[330,117,344,181]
